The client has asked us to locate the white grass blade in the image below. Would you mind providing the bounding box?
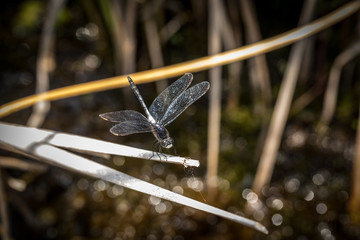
[0,122,199,167]
[0,122,268,233]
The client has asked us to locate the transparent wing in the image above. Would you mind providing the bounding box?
[160,81,210,126]
[99,110,152,136]
[100,110,148,123]
[149,73,193,122]
[110,121,152,136]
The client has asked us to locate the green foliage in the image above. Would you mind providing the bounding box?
[56,7,71,26]
[12,1,70,37]
[13,0,44,36]
[223,106,260,135]
[337,94,357,124]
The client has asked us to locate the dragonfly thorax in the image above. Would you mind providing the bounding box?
[151,123,174,149]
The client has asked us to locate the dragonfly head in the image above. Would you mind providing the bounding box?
[161,137,174,149]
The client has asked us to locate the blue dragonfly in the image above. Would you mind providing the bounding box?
[100,73,210,152]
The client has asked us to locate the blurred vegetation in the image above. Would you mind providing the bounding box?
[0,0,359,239]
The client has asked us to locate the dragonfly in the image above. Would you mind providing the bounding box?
[99,73,210,152]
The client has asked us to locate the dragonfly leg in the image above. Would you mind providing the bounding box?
[150,141,164,160]
[150,141,158,159]
[157,144,168,161]
[172,143,178,156]
[150,140,168,161]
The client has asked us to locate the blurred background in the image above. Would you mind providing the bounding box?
[0,0,360,239]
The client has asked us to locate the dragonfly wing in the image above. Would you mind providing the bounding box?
[149,73,193,121]
[99,110,152,136]
[161,81,210,126]
[110,121,152,136]
[100,110,147,123]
